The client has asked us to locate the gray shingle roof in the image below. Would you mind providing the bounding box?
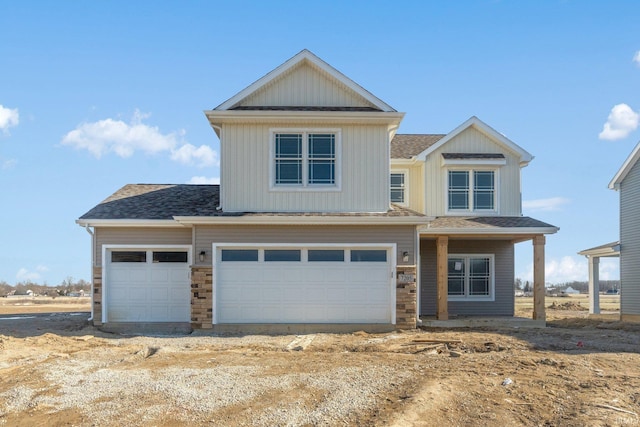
[79,184,425,220]
[79,184,220,220]
[426,216,558,230]
[391,134,445,159]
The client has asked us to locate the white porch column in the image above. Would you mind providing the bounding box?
[588,256,601,314]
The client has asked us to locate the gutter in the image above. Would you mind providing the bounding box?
[83,224,94,322]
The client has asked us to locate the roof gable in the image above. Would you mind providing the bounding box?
[609,141,640,190]
[415,116,534,166]
[214,49,396,112]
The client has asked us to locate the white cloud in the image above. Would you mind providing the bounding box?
[171,143,218,167]
[16,267,43,282]
[523,197,569,212]
[633,50,640,66]
[187,176,220,184]
[599,103,640,140]
[518,256,586,284]
[61,109,180,158]
[36,265,49,273]
[599,258,620,281]
[0,104,19,133]
[1,158,17,170]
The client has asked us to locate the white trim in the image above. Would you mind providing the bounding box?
[101,244,192,324]
[390,169,409,207]
[415,116,534,166]
[609,141,640,190]
[447,253,495,302]
[211,243,396,325]
[441,158,507,166]
[175,215,430,225]
[268,128,342,192]
[205,110,405,126]
[444,168,500,215]
[213,49,397,112]
[77,219,185,227]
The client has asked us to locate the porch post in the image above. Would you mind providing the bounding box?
[588,256,601,314]
[532,235,546,321]
[436,236,449,320]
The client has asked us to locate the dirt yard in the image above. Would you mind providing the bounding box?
[1,295,639,426]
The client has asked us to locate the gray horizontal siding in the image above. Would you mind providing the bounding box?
[194,224,416,267]
[620,160,640,315]
[94,227,193,266]
[420,239,514,316]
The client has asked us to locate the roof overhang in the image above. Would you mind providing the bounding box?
[609,141,640,190]
[418,226,559,236]
[578,241,621,258]
[76,219,186,228]
[174,215,430,226]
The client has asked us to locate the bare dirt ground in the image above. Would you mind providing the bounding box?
[1,296,639,427]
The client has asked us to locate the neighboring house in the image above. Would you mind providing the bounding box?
[609,141,640,322]
[77,50,558,332]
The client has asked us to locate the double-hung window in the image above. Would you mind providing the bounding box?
[273,130,339,188]
[448,254,494,300]
[447,170,496,212]
[390,172,407,205]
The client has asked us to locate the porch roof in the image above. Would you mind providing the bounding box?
[578,241,620,258]
[419,216,559,235]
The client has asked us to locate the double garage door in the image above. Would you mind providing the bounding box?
[216,245,394,324]
[105,249,191,322]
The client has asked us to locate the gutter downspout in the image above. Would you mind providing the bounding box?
[83,225,94,321]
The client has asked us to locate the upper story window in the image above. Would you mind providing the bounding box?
[272,130,340,190]
[447,170,496,212]
[390,172,406,205]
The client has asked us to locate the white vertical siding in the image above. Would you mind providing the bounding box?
[423,127,522,216]
[240,62,374,108]
[221,123,389,212]
[94,227,193,266]
[620,160,640,315]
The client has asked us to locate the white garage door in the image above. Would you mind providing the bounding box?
[216,246,394,324]
[105,249,191,322]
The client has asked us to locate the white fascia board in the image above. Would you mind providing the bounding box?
[441,158,507,166]
[415,116,534,165]
[174,215,431,226]
[609,141,640,190]
[577,246,620,258]
[75,219,185,228]
[214,49,397,112]
[205,110,405,126]
[391,158,418,166]
[418,226,559,235]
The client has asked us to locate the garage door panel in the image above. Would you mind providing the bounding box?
[216,246,393,324]
[106,249,190,323]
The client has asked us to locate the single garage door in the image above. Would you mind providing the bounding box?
[105,249,191,322]
[216,246,394,324]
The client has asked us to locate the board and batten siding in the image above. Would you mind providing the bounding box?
[424,127,522,217]
[194,224,416,267]
[620,159,640,316]
[419,239,515,316]
[221,123,389,212]
[239,62,375,108]
[93,227,192,266]
[391,164,425,214]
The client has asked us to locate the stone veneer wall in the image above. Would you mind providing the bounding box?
[191,267,213,329]
[396,266,417,329]
[92,267,102,326]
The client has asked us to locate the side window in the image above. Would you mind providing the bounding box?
[111,251,146,263]
[390,172,406,204]
[221,250,259,262]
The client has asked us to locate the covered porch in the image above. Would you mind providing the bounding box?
[417,216,558,325]
[578,241,620,315]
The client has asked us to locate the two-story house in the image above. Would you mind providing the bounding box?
[77,50,558,332]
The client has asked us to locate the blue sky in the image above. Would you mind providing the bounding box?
[1,1,638,286]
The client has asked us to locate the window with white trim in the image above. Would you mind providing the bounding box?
[447,170,496,212]
[273,131,338,188]
[447,255,494,300]
[390,172,406,204]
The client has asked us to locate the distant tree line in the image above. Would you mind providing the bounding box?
[0,276,91,297]
[514,278,619,294]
